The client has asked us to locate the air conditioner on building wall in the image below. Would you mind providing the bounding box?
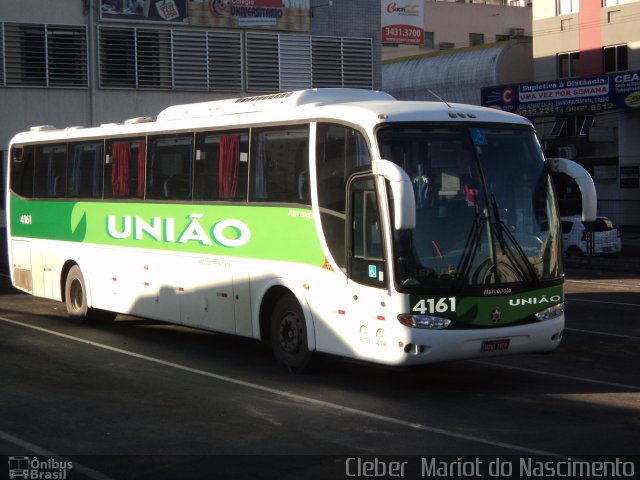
[509,28,525,38]
[558,145,577,159]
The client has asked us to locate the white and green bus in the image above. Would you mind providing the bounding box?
[6,88,596,372]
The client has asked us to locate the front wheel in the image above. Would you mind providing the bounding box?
[64,265,116,323]
[270,294,312,373]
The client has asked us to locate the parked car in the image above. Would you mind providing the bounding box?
[561,215,622,256]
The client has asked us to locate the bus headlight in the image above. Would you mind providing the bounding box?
[398,314,451,330]
[535,303,564,321]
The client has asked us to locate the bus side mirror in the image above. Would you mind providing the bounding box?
[372,159,416,230]
[546,157,597,222]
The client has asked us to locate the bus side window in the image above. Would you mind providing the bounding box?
[250,126,309,204]
[194,130,249,201]
[10,146,35,198]
[147,134,194,201]
[67,141,104,198]
[33,144,67,198]
[104,138,146,199]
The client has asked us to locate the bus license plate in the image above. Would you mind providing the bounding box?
[481,339,510,352]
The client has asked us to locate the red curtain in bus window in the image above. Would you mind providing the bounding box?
[219,135,240,199]
[137,141,146,197]
[112,142,131,196]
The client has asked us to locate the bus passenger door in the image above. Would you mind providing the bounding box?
[342,174,391,356]
[347,175,387,290]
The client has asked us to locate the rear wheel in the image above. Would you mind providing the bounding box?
[270,294,312,373]
[64,265,115,323]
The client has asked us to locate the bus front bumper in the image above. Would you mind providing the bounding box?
[390,315,564,366]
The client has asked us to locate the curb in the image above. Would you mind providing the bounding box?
[563,256,640,274]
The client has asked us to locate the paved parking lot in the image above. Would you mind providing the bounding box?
[1,269,639,479]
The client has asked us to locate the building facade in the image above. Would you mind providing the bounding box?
[0,0,379,152]
[382,0,533,104]
[0,0,379,220]
[482,0,640,226]
[382,0,532,61]
[533,0,640,225]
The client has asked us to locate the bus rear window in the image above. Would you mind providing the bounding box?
[10,146,35,198]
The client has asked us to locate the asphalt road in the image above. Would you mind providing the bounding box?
[0,270,638,479]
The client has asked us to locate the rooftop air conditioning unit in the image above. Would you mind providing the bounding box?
[509,28,525,38]
[438,42,455,50]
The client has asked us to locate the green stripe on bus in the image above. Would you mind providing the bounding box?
[410,285,563,327]
[10,195,326,266]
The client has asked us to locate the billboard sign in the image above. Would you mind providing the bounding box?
[100,0,311,31]
[481,71,640,117]
[100,0,189,23]
[381,1,424,45]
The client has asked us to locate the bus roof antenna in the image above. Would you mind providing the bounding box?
[427,89,452,108]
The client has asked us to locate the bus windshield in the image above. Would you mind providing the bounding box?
[377,124,562,291]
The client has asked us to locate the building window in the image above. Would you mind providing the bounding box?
[603,44,628,72]
[98,27,136,87]
[245,33,280,92]
[98,26,372,92]
[99,27,243,90]
[208,32,243,92]
[558,51,580,79]
[602,0,625,6]
[549,116,593,138]
[549,120,566,137]
[557,0,579,15]
[0,24,4,86]
[136,29,172,89]
[47,26,89,87]
[340,38,373,89]
[172,30,208,90]
[279,35,312,91]
[310,36,372,91]
[2,23,88,88]
[579,116,595,136]
[469,33,484,46]
[607,9,622,22]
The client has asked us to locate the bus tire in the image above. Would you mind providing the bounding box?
[64,265,115,324]
[270,294,312,373]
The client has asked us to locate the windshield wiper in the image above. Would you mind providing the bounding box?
[454,202,485,290]
[490,194,540,286]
